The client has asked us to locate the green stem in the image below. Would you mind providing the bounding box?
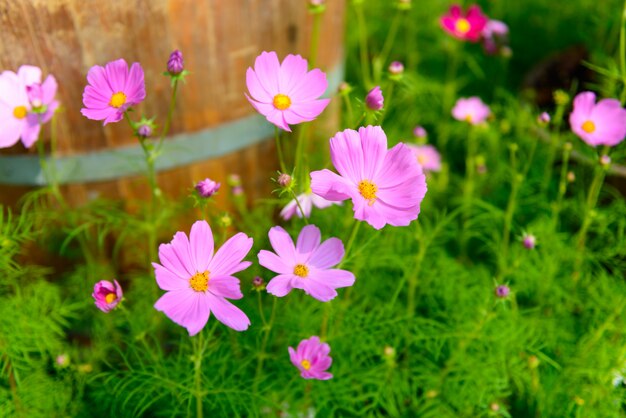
[461,126,478,256]
[254,296,276,394]
[193,331,205,418]
[156,79,179,153]
[619,0,626,104]
[378,82,394,126]
[341,219,362,267]
[289,189,309,225]
[354,1,372,88]
[274,127,288,174]
[499,144,520,277]
[308,10,324,69]
[439,44,461,151]
[551,143,573,229]
[294,124,309,186]
[542,103,566,193]
[343,94,355,126]
[374,9,403,83]
[407,222,426,317]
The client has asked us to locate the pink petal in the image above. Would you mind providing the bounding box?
[0,117,23,149]
[279,198,299,220]
[104,59,129,93]
[310,170,353,202]
[0,71,28,106]
[358,126,387,179]
[258,249,291,274]
[208,232,253,277]
[375,143,422,188]
[572,92,596,119]
[170,231,195,277]
[284,99,330,123]
[80,106,117,122]
[154,289,210,336]
[17,65,42,86]
[289,68,328,102]
[296,225,321,259]
[310,268,355,289]
[41,75,58,104]
[330,129,365,182]
[268,226,297,261]
[294,279,337,302]
[20,119,41,148]
[125,62,146,104]
[208,276,243,299]
[158,241,192,280]
[246,67,272,103]
[189,220,214,273]
[279,54,309,95]
[253,51,280,95]
[205,293,250,331]
[85,65,113,98]
[266,274,295,297]
[153,262,189,291]
[308,237,344,269]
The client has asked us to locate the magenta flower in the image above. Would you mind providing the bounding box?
[195,178,221,198]
[440,4,488,42]
[452,97,491,125]
[413,125,427,138]
[258,225,355,302]
[522,233,536,250]
[365,86,384,111]
[288,336,333,380]
[569,92,626,147]
[407,144,442,173]
[81,59,146,125]
[92,280,123,313]
[245,51,330,132]
[538,112,551,125]
[167,50,184,75]
[153,220,253,335]
[495,284,510,298]
[280,191,340,221]
[0,65,59,149]
[310,126,427,230]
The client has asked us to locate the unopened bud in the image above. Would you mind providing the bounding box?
[167,50,184,75]
[277,173,292,188]
[388,61,404,75]
[495,284,510,298]
[600,155,611,167]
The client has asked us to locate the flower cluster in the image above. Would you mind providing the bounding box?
[440,4,510,55]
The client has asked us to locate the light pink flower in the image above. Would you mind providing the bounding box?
[153,220,253,335]
[288,336,333,380]
[81,58,146,125]
[0,65,59,149]
[245,51,330,132]
[258,225,355,302]
[92,280,123,313]
[310,126,427,230]
[440,4,488,42]
[280,191,340,220]
[569,91,626,147]
[406,144,442,173]
[452,97,491,125]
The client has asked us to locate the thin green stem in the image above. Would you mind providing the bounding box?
[308,10,324,69]
[439,44,461,151]
[378,82,394,126]
[551,144,573,229]
[254,297,277,394]
[294,124,309,186]
[407,222,426,317]
[156,79,179,153]
[461,126,478,256]
[374,9,403,82]
[499,144,520,278]
[354,2,372,88]
[343,94,355,125]
[274,127,288,174]
[289,189,309,225]
[193,331,205,418]
[542,103,566,193]
[619,0,626,104]
[341,219,362,267]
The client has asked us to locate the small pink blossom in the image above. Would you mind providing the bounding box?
[388,61,404,75]
[406,144,442,173]
[413,125,427,138]
[0,65,59,149]
[522,233,536,250]
[569,91,626,147]
[195,178,221,198]
[452,97,491,125]
[258,225,355,302]
[280,191,340,220]
[288,336,333,380]
[153,220,253,335]
[538,112,550,125]
[92,280,123,313]
[245,51,330,132]
[310,126,427,230]
[365,86,384,111]
[481,19,509,55]
[440,4,488,42]
[81,58,146,125]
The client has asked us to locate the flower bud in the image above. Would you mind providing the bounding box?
[56,354,70,368]
[537,112,550,125]
[252,276,265,291]
[413,125,427,138]
[232,185,244,196]
[522,233,536,250]
[388,61,404,75]
[338,81,352,95]
[167,50,184,75]
[277,173,292,188]
[227,174,242,187]
[137,124,152,138]
[365,86,384,111]
[563,142,572,151]
[495,284,510,298]
[553,90,570,106]
[195,178,221,198]
[567,171,576,183]
[600,155,611,167]
[92,280,123,313]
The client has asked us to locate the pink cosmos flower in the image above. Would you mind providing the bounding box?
[452,97,491,125]
[365,86,384,111]
[280,191,340,220]
[153,220,253,335]
[92,280,123,313]
[482,19,509,55]
[569,92,626,147]
[310,126,427,230]
[288,336,333,380]
[195,178,221,198]
[0,65,59,149]
[406,144,442,173]
[81,58,146,125]
[258,225,355,302]
[440,4,488,42]
[245,51,330,132]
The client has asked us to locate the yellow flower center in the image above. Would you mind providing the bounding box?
[358,180,378,205]
[455,18,471,34]
[581,120,595,133]
[417,154,427,165]
[273,94,291,110]
[464,114,473,123]
[13,106,27,119]
[293,264,309,278]
[109,92,127,108]
[301,359,311,370]
[105,293,117,304]
[189,271,210,292]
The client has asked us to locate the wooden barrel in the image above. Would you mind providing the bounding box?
[0,0,345,208]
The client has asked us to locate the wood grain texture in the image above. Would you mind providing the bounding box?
[0,0,345,207]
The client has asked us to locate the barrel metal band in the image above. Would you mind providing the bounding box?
[0,63,343,186]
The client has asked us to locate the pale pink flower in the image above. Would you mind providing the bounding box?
[258,225,355,302]
[406,144,442,173]
[280,191,340,220]
[245,51,330,132]
[92,280,123,313]
[310,126,427,230]
[0,65,59,148]
[569,91,626,147]
[288,336,333,380]
[81,58,146,125]
[153,220,253,335]
[440,4,488,42]
[452,97,491,125]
